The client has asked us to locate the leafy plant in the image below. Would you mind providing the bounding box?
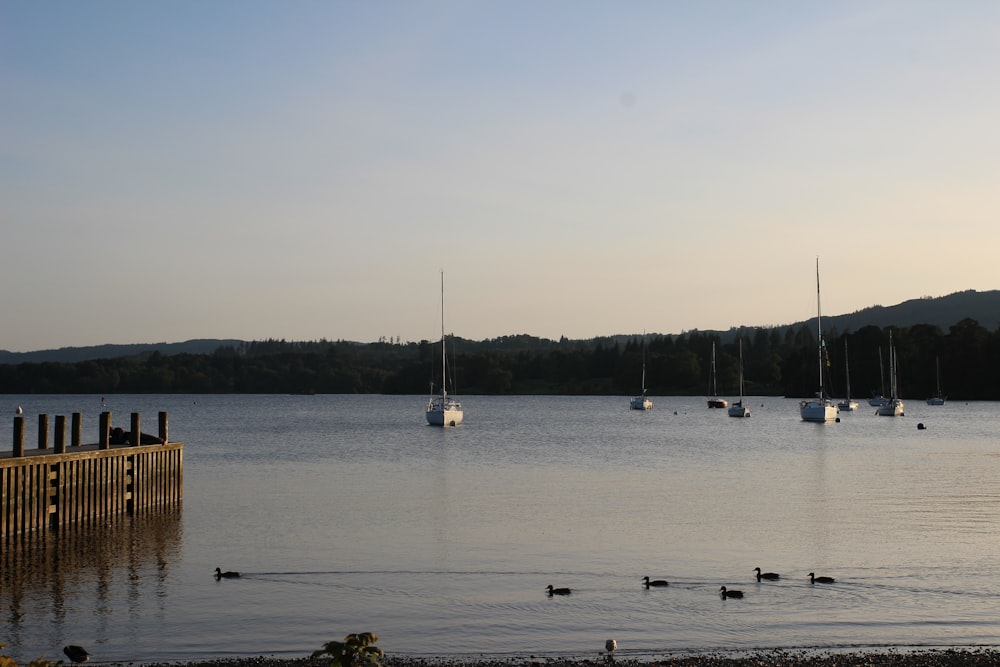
[312,633,383,667]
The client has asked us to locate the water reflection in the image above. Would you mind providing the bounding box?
[1,511,182,653]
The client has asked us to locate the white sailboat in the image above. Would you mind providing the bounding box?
[800,259,838,422]
[837,339,859,411]
[728,338,750,418]
[426,272,463,427]
[927,357,946,406]
[876,331,904,417]
[630,334,653,411]
[706,342,728,408]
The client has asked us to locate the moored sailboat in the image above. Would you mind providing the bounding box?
[630,334,653,411]
[876,331,904,417]
[837,339,859,411]
[869,347,888,407]
[426,272,463,427]
[927,357,946,406]
[728,338,750,418]
[800,259,838,422]
[706,342,728,409]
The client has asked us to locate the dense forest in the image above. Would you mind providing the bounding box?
[1,319,997,400]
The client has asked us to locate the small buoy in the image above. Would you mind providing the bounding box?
[917,423,926,430]
[605,639,617,653]
[835,417,841,422]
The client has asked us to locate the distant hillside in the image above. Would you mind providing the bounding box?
[816,289,1000,334]
[1,290,997,364]
[0,339,244,365]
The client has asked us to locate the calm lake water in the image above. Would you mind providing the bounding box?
[2,394,999,663]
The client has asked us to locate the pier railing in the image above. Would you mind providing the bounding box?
[1,411,183,542]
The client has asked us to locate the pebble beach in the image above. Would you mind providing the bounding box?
[114,649,1000,667]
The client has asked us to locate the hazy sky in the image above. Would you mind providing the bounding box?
[3,1,998,352]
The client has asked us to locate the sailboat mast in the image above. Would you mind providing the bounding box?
[641,332,646,393]
[815,258,824,398]
[440,271,446,401]
[844,340,851,400]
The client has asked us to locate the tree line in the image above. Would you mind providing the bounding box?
[0,319,997,400]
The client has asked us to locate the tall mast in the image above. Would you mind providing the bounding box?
[440,270,446,401]
[816,257,824,398]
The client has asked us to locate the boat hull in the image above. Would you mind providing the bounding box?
[426,397,463,426]
[630,396,652,410]
[927,396,946,406]
[837,399,859,411]
[707,398,728,409]
[800,399,838,422]
[727,402,750,418]
[876,399,904,417]
[426,406,463,427]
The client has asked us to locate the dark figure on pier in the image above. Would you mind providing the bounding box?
[109,427,163,445]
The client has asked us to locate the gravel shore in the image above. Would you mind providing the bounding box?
[116,648,1000,667]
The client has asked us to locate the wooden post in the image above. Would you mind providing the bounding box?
[13,416,25,457]
[131,412,141,447]
[72,412,82,447]
[55,415,67,454]
[38,414,49,450]
[159,411,169,444]
[99,411,111,450]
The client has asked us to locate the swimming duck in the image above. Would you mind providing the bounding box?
[719,586,743,599]
[215,567,242,579]
[808,572,835,584]
[546,585,571,595]
[642,576,669,587]
[63,645,89,663]
[754,567,780,581]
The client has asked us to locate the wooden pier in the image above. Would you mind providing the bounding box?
[1,411,183,542]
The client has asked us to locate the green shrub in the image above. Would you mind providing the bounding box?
[312,633,383,667]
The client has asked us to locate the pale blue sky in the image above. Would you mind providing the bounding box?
[2,1,998,352]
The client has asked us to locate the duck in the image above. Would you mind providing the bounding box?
[808,572,835,584]
[63,645,90,663]
[642,576,669,587]
[719,585,743,599]
[215,567,242,579]
[546,584,571,596]
[754,567,780,581]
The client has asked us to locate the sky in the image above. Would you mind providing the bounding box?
[2,1,999,352]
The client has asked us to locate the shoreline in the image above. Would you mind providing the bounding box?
[110,647,1000,667]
